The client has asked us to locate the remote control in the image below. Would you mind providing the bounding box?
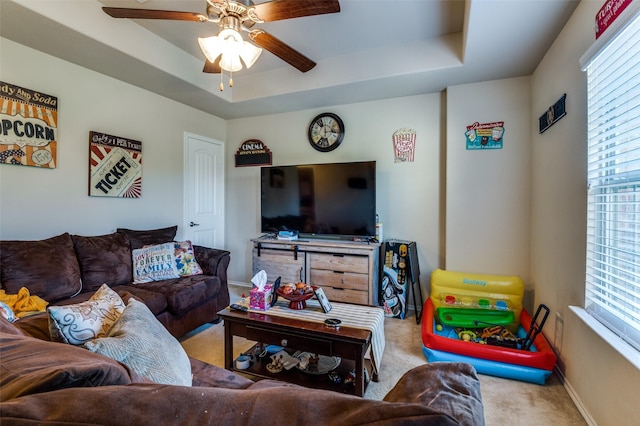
[230,303,248,312]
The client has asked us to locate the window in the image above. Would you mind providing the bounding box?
[584,12,640,352]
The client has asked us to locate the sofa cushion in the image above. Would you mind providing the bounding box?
[85,298,192,386]
[189,357,254,389]
[174,240,204,277]
[48,284,126,345]
[0,315,27,336]
[72,232,132,292]
[0,233,82,303]
[117,225,178,250]
[0,332,138,401]
[133,275,219,317]
[132,242,181,284]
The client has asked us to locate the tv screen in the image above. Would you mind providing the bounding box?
[261,161,376,239]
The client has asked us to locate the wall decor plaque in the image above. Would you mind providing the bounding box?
[392,128,416,163]
[89,131,142,197]
[0,81,58,168]
[539,94,567,134]
[235,139,272,167]
[465,121,505,150]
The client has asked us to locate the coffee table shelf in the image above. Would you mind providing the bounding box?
[233,344,372,395]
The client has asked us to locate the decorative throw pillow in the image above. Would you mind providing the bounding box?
[48,284,125,345]
[174,240,204,277]
[132,242,181,283]
[84,298,192,386]
[0,301,16,323]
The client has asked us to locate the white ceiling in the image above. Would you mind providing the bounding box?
[0,0,580,119]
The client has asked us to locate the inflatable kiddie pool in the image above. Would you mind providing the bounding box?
[421,270,556,385]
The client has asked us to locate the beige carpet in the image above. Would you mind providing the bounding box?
[181,285,587,425]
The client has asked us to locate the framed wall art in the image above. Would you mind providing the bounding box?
[0,81,58,168]
[89,131,142,198]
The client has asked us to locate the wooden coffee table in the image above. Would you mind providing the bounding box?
[217,307,376,397]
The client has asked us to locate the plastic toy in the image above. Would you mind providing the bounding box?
[422,299,556,384]
[430,269,524,331]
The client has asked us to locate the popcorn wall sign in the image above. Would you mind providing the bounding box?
[465,121,505,150]
[0,81,58,168]
[89,131,142,198]
[392,128,416,163]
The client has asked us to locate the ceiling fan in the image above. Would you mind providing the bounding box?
[103,0,341,84]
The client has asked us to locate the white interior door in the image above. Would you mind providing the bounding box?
[183,133,225,248]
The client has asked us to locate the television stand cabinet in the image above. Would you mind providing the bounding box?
[251,237,381,306]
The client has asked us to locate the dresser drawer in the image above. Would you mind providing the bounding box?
[310,269,368,290]
[245,325,332,354]
[321,286,369,305]
[308,253,368,274]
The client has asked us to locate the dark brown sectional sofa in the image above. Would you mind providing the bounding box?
[0,226,230,338]
[0,313,485,425]
[0,227,486,425]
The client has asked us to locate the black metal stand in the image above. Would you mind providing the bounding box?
[406,242,424,324]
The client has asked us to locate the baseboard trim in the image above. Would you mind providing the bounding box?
[553,365,596,426]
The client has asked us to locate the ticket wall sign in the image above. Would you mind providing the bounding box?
[465,121,505,150]
[0,81,58,168]
[89,131,142,198]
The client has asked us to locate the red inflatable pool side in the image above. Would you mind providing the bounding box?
[421,299,556,371]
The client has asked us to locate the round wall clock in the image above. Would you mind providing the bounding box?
[308,112,345,152]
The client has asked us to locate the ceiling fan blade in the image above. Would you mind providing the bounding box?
[203,58,222,74]
[252,0,340,22]
[250,31,316,72]
[102,7,208,22]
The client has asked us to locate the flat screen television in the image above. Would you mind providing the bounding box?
[260,161,376,240]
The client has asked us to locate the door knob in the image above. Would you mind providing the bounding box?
[189,221,200,227]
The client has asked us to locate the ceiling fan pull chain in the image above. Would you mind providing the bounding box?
[219,72,224,92]
[229,71,234,88]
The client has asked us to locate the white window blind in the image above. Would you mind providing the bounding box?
[585,11,640,352]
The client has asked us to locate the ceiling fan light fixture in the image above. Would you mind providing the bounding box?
[239,41,262,69]
[198,36,223,63]
[219,53,243,72]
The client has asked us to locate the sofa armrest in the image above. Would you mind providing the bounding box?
[383,362,485,426]
[193,246,230,284]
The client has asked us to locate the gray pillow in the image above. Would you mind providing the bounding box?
[84,298,191,386]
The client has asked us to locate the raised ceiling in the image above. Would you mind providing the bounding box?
[0,0,580,119]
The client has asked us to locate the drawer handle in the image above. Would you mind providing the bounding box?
[331,287,345,291]
[281,339,288,347]
[332,271,345,274]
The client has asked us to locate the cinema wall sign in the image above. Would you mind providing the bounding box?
[89,131,142,198]
[235,139,272,167]
[0,81,58,168]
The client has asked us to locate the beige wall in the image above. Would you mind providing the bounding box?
[445,77,532,285]
[3,2,640,422]
[531,1,640,424]
[0,38,226,241]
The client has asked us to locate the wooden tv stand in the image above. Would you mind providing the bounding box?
[251,236,381,306]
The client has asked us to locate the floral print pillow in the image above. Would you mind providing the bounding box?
[174,241,203,277]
